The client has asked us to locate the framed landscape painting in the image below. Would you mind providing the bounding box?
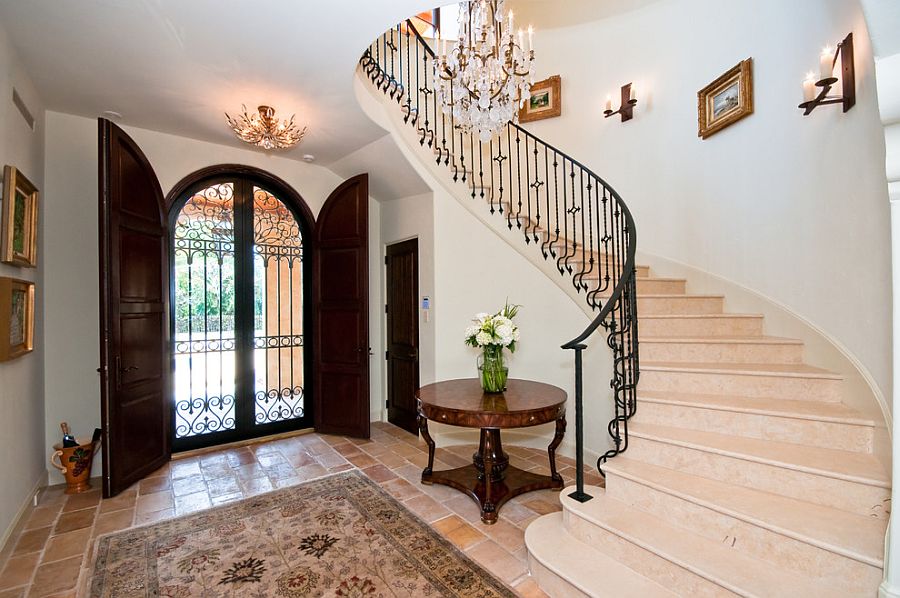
[698,58,753,139]
[520,75,562,123]
[0,277,34,361]
[1,165,39,267]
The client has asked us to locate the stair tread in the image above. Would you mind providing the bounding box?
[561,489,856,598]
[640,313,762,319]
[629,422,890,487]
[604,457,885,566]
[640,335,802,345]
[637,390,877,425]
[526,512,679,598]
[641,361,842,379]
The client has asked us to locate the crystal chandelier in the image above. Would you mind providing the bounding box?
[225,105,307,150]
[433,0,535,141]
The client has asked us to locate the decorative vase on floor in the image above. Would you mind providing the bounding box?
[478,346,509,393]
[50,438,97,494]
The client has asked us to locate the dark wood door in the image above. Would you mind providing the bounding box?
[313,174,370,438]
[98,119,170,497]
[386,239,419,435]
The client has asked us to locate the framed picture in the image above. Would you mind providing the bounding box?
[0,277,35,361]
[1,165,39,267]
[519,75,562,123]
[698,58,753,139]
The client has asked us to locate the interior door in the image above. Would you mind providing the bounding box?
[98,119,170,497]
[386,239,419,435]
[313,174,370,438]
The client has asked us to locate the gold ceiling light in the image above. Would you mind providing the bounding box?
[225,105,307,150]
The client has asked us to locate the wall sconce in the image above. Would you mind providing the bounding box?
[604,83,637,122]
[799,33,855,116]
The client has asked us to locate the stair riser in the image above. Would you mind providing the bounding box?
[527,554,592,598]
[636,279,686,294]
[562,509,739,598]
[638,369,842,402]
[605,472,883,591]
[640,341,803,364]
[626,436,891,517]
[633,402,874,453]
[639,317,763,338]
[637,297,724,315]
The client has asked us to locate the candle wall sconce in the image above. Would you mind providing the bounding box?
[799,32,855,116]
[604,83,637,122]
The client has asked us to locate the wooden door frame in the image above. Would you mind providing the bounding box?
[164,165,316,451]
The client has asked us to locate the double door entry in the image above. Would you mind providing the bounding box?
[170,177,311,451]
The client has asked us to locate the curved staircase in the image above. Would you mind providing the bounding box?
[358,17,889,598]
[527,264,889,597]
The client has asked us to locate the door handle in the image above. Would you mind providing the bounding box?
[358,347,374,356]
[115,356,139,375]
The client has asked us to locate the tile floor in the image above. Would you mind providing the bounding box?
[0,422,604,597]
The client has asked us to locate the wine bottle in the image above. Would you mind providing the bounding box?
[60,422,78,448]
[91,428,102,444]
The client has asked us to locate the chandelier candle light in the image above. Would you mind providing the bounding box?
[465,302,521,392]
[434,0,536,141]
[225,105,307,150]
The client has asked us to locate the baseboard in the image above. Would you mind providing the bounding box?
[0,471,49,566]
[880,580,900,598]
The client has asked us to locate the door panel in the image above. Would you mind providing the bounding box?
[386,239,419,435]
[99,119,171,497]
[314,174,370,438]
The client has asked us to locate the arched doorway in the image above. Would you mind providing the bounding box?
[166,166,314,452]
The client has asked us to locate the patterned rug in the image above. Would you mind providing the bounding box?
[89,470,517,597]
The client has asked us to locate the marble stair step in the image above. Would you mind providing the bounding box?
[640,335,803,364]
[603,458,884,588]
[526,512,679,598]
[594,294,724,315]
[638,313,764,338]
[559,488,858,598]
[626,422,891,515]
[634,390,876,452]
[639,361,843,402]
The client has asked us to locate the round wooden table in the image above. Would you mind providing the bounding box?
[416,378,567,524]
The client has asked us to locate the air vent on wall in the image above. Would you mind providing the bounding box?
[12,88,35,131]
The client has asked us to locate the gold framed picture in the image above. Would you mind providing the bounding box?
[1,165,39,267]
[0,277,35,361]
[698,59,753,139]
[519,75,562,123]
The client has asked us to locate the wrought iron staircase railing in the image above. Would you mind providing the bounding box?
[360,21,639,499]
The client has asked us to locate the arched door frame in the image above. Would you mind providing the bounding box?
[165,165,316,451]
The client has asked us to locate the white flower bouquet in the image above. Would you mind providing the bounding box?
[465,302,521,392]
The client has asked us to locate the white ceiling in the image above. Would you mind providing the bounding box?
[0,0,437,165]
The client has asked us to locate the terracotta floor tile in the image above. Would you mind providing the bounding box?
[169,459,202,479]
[287,452,317,468]
[294,463,328,480]
[403,495,451,523]
[224,449,257,467]
[479,519,526,552]
[521,499,560,516]
[174,491,212,515]
[134,508,174,526]
[255,452,289,468]
[445,521,487,550]
[513,577,550,598]
[361,464,397,483]
[326,464,354,474]
[375,452,407,469]
[138,476,171,495]
[22,508,58,531]
[42,528,91,563]
[392,464,423,484]
[380,478,423,501]
[431,514,466,535]
[93,508,135,536]
[240,477,273,496]
[171,475,208,497]
[0,588,24,598]
[135,491,174,515]
[234,463,267,481]
[60,490,101,513]
[0,552,39,590]
[345,453,377,468]
[210,493,244,506]
[465,540,528,583]
[264,463,298,481]
[199,463,233,481]
[443,494,483,521]
[206,476,241,497]
[28,556,81,597]
[12,527,51,556]
[97,489,136,514]
[53,508,96,535]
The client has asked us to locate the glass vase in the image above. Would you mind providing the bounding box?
[477,346,508,393]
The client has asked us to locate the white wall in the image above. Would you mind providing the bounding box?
[42,111,386,479]
[521,0,892,409]
[0,24,46,547]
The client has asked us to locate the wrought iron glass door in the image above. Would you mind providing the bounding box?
[171,176,311,451]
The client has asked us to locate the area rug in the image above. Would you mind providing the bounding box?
[89,470,517,597]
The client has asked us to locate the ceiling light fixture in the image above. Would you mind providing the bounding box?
[434,0,535,141]
[225,105,307,150]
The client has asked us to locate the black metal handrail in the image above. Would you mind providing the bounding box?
[360,20,639,500]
